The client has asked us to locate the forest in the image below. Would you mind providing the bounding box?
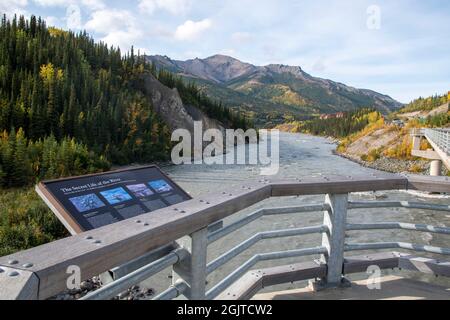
[0,14,251,255]
[289,108,381,138]
[0,14,251,189]
[399,93,448,113]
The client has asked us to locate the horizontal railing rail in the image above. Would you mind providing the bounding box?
[206,246,327,300]
[425,128,450,155]
[0,173,449,300]
[345,242,450,255]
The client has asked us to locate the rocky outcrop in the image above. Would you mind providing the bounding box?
[139,73,195,132]
[137,73,226,157]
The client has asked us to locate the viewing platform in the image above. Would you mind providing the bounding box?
[0,173,449,300]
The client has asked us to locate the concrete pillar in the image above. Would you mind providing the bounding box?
[430,160,442,176]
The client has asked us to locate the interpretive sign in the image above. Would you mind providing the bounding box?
[36,166,191,234]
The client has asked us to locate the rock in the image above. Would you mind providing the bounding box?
[50,275,155,300]
[137,73,227,157]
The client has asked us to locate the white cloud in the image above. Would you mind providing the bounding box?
[81,0,104,10]
[219,48,236,56]
[2,0,28,6]
[45,15,61,26]
[101,29,143,51]
[0,0,28,17]
[174,18,212,41]
[66,4,81,29]
[33,0,104,9]
[139,0,191,15]
[85,9,141,51]
[33,0,65,6]
[85,9,133,34]
[231,32,253,44]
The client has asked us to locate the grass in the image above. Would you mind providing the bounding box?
[0,188,68,256]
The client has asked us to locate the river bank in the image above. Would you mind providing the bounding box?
[335,149,439,175]
[331,141,449,176]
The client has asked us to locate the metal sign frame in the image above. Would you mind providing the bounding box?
[36,165,191,235]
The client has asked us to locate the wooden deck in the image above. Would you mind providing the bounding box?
[253,276,450,300]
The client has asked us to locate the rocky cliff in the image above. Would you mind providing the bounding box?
[137,73,226,157]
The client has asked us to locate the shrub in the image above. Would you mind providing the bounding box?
[409,164,424,173]
[366,148,382,162]
[0,188,68,256]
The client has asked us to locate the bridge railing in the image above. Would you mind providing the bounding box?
[0,173,449,300]
[424,128,450,155]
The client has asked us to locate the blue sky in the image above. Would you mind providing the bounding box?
[2,0,449,103]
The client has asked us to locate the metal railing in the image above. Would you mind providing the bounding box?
[424,128,450,155]
[0,174,449,300]
[85,197,450,300]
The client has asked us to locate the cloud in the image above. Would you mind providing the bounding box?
[33,0,69,6]
[0,0,28,17]
[45,15,61,26]
[139,0,191,15]
[33,0,104,10]
[81,0,104,10]
[66,4,81,29]
[174,18,212,41]
[85,9,133,34]
[101,29,143,51]
[231,32,253,44]
[3,0,449,102]
[219,48,236,56]
[85,9,141,51]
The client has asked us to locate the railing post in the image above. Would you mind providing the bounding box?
[315,193,349,289]
[172,227,208,300]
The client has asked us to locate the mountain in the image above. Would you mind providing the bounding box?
[146,54,403,127]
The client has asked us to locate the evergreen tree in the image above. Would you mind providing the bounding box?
[11,128,31,186]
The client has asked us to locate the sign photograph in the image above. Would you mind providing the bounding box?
[36,166,191,234]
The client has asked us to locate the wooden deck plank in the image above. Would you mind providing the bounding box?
[406,174,450,193]
[399,255,450,277]
[253,276,450,300]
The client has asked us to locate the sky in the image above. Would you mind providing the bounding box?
[1,0,449,103]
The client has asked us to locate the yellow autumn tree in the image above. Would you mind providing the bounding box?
[39,63,63,85]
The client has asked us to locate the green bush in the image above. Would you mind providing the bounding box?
[0,188,68,256]
[0,129,110,188]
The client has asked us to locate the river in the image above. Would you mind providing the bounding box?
[143,132,450,296]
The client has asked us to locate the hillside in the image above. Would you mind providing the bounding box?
[277,94,449,175]
[0,15,249,255]
[146,54,402,126]
[338,94,449,175]
[0,15,250,188]
[393,93,449,125]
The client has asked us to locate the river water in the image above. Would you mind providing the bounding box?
[144,132,450,296]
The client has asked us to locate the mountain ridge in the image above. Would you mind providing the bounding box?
[146,54,403,127]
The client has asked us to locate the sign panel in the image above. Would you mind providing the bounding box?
[36,166,191,234]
